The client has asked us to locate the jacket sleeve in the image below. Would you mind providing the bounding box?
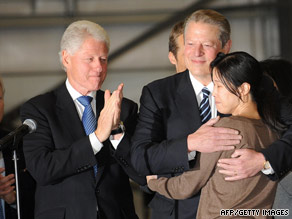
[147,151,220,199]
[261,97,292,180]
[131,86,190,176]
[113,99,147,185]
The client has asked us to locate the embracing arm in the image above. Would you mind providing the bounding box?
[147,151,220,199]
[261,125,292,180]
[218,98,292,181]
[131,86,240,176]
[262,97,292,180]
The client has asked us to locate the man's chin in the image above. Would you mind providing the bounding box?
[89,78,103,88]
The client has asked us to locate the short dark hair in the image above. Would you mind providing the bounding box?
[168,20,185,58]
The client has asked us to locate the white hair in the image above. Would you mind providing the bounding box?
[59,20,110,71]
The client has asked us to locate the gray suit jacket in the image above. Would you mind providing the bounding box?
[273,172,292,218]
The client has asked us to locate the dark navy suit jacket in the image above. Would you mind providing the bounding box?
[20,83,145,219]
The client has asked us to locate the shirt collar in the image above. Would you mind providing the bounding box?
[65,78,96,101]
[188,71,214,95]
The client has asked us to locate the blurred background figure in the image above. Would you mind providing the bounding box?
[260,58,292,101]
[260,58,292,218]
[0,76,35,219]
[168,20,186,73]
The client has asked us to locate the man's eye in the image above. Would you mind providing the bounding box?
[85,57,93,61]
[100,58,107,63]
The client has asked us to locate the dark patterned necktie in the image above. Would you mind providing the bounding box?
[77,96,98,176]
[199,87,211,124]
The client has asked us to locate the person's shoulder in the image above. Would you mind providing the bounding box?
[146,70,188,89]
[22,84,63,108]
[26,90,56,105]
[214,116,263,130]
[122,96,138,110]
[122,96,137,106]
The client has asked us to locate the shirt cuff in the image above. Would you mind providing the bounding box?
[109,133,125,150]
[89,133,103,154]
[261,165,275,175]
[188,151,197,161]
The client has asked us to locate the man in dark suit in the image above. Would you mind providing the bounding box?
[131,9,241,219]
[20,20,145,219]
[131,9,292,218]
[0,77,35,219]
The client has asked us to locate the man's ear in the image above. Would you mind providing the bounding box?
[222,40,232,54]
[62,50,70,68]
[168,52,177,65]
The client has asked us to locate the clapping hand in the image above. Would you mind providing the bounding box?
[95,83,124,142]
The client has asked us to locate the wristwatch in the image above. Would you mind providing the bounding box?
[263,160,271,170]
[111,121,125,135]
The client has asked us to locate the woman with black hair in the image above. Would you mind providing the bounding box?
[146,51,287,218]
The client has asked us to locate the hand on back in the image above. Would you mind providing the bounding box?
[187,116,241,153]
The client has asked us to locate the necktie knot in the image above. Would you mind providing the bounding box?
[77,96,93,107]
[202,87,210,97]
[77,96,96,136]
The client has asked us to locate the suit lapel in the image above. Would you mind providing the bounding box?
[174,71,202,133]
[55,84,85,141]
[55,84,107,183]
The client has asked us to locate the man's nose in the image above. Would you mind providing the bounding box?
[193,44,203,56]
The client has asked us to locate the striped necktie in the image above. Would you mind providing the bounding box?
[199,87,211,124]
[77,96,98,176]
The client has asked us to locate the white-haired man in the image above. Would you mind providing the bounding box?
[20,20,145,219]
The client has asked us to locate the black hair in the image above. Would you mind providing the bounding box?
[260,57,292,101]
[210,51,286,133]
